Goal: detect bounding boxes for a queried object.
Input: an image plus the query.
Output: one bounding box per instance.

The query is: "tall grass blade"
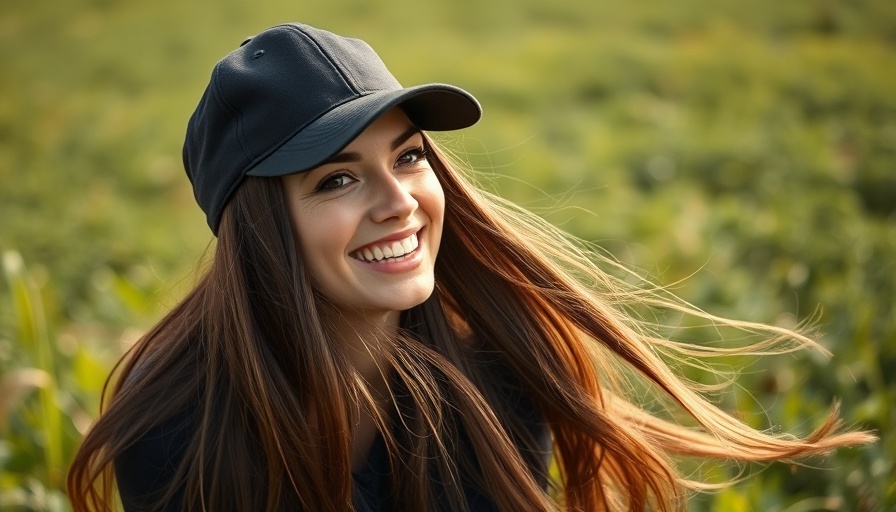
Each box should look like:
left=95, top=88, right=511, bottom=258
left=2, top=251, right=65, bottom=490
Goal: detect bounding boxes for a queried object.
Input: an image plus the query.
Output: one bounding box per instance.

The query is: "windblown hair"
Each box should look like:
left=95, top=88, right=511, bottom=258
left=67, top=136, right=873, bottom=511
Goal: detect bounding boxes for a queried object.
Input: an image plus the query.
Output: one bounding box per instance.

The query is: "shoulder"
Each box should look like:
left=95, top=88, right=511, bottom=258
left=475, top=354, right=553, bottom=481
left=115, top=408, right=195, bottom=511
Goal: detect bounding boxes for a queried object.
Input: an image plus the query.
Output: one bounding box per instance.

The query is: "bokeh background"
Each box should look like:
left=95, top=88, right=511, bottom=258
left=1, top=0, right=894, bottom=510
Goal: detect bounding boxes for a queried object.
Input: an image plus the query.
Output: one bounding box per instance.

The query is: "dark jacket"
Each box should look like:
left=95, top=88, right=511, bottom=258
left=116, top=365, right=551, bottom=511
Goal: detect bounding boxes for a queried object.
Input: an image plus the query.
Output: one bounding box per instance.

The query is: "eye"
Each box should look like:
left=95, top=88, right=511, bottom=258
left=396, top=146, right=428, bottom=167
left=316, top=172, right=356, bottom=192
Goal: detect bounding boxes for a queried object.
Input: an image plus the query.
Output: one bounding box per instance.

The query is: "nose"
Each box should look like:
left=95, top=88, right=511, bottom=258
left=368, top=173, right=418, bottom=223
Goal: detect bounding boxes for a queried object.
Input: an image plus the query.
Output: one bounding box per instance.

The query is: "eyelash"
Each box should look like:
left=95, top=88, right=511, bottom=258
left=315, top=172, right=355, bottom=192
left=397, top=146, right=429, bottom=166
left=313, top=146, right=429, bottom=192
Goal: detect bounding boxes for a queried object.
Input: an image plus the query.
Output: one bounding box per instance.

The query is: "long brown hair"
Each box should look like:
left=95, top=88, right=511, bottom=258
left=67, top=136, right=874, bottom=511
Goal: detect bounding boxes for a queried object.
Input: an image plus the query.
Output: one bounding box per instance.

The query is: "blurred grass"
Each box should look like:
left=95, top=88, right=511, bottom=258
left=1, top=0, right=894, bottom=510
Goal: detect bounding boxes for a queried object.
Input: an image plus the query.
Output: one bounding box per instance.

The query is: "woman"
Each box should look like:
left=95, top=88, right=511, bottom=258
left=67, top=23, right=873, bottom=511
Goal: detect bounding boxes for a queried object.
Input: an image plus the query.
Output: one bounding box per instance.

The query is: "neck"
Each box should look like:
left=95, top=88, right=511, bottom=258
left=325, top=307, right=400, bottom=395
left=320, top=307, right=400, bottom=471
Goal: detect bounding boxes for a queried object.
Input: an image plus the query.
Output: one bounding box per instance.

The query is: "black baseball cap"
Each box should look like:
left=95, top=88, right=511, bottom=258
left=183, top=23, right=481, bottom=233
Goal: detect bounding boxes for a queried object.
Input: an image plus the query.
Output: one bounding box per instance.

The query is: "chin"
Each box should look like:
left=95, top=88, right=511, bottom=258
left=370, top=282, right=435, bottom=313
left=389, top=289, right=436, bottom=313
left=402, top=290, right=435, bottom=311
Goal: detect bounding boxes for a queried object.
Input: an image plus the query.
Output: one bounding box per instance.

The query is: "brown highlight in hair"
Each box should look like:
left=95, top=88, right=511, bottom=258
left=67, top=138, right=874, bottom=512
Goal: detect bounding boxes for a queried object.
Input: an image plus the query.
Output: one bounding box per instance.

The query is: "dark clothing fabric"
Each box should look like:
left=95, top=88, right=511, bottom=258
left=116, top=409, right=192, bottom=511
left=115, top=372, right=551, bottom=511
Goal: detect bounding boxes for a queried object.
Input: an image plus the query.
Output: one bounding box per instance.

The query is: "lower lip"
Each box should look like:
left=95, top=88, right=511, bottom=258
left=351, top=231, right=425, bottom=274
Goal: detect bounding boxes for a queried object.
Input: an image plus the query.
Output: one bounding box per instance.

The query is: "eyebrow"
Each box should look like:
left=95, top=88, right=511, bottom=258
left=320, top=126, right=421, bottom=165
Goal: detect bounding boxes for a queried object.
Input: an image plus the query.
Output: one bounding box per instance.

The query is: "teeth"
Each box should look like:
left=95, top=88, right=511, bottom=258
left=352, top=232, right=420, bottom=262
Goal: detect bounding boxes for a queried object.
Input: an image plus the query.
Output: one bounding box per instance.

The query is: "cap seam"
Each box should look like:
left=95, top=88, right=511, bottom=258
left=238, top=25, right=365, bottom=175
left=285, top=24, right=359, bottom=96
left=210, top=64, right=254, bottom=164
left=208, top=64, right=252, bottom=231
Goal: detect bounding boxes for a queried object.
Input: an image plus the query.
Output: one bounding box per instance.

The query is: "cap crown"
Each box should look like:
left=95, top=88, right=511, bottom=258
left=183, top=24, right=401, bottom=230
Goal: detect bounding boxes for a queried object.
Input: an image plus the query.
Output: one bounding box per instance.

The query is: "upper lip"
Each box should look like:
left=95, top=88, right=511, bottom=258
left=350, top=227, right=421, bottom=253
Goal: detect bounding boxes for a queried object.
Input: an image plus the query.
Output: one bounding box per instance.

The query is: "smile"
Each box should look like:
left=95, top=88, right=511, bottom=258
left=350, top=232, right=419, bottom=262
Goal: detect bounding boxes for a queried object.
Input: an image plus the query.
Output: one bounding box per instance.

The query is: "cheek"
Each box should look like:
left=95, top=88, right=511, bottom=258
left=419, top=172, right=445, bottom=221
left=424, top=176, right=446, bottom=248
left=289, top=207, right=353, bottom=287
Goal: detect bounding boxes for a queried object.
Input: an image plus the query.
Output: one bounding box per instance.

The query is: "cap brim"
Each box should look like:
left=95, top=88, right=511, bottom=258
left=246, top=84, right=480, bottom=177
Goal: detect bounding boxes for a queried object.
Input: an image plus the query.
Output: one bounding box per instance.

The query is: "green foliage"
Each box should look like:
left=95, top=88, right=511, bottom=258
left=1, top=251, right=119, bottom=511
left=1, top=0, right=894, bottom=510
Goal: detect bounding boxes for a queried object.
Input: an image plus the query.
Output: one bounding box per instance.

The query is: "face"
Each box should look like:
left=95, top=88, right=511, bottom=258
left=282, top=108, right=445, bottom=319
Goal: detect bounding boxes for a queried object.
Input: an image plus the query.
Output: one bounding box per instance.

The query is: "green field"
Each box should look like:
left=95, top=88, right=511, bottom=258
left=1, top=0, right=894, bottom=510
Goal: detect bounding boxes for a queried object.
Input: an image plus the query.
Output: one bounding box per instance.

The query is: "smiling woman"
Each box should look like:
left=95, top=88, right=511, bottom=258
left=282, top=110, right=445, bottom=319
left=65, top=22, right=873, bottom=512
